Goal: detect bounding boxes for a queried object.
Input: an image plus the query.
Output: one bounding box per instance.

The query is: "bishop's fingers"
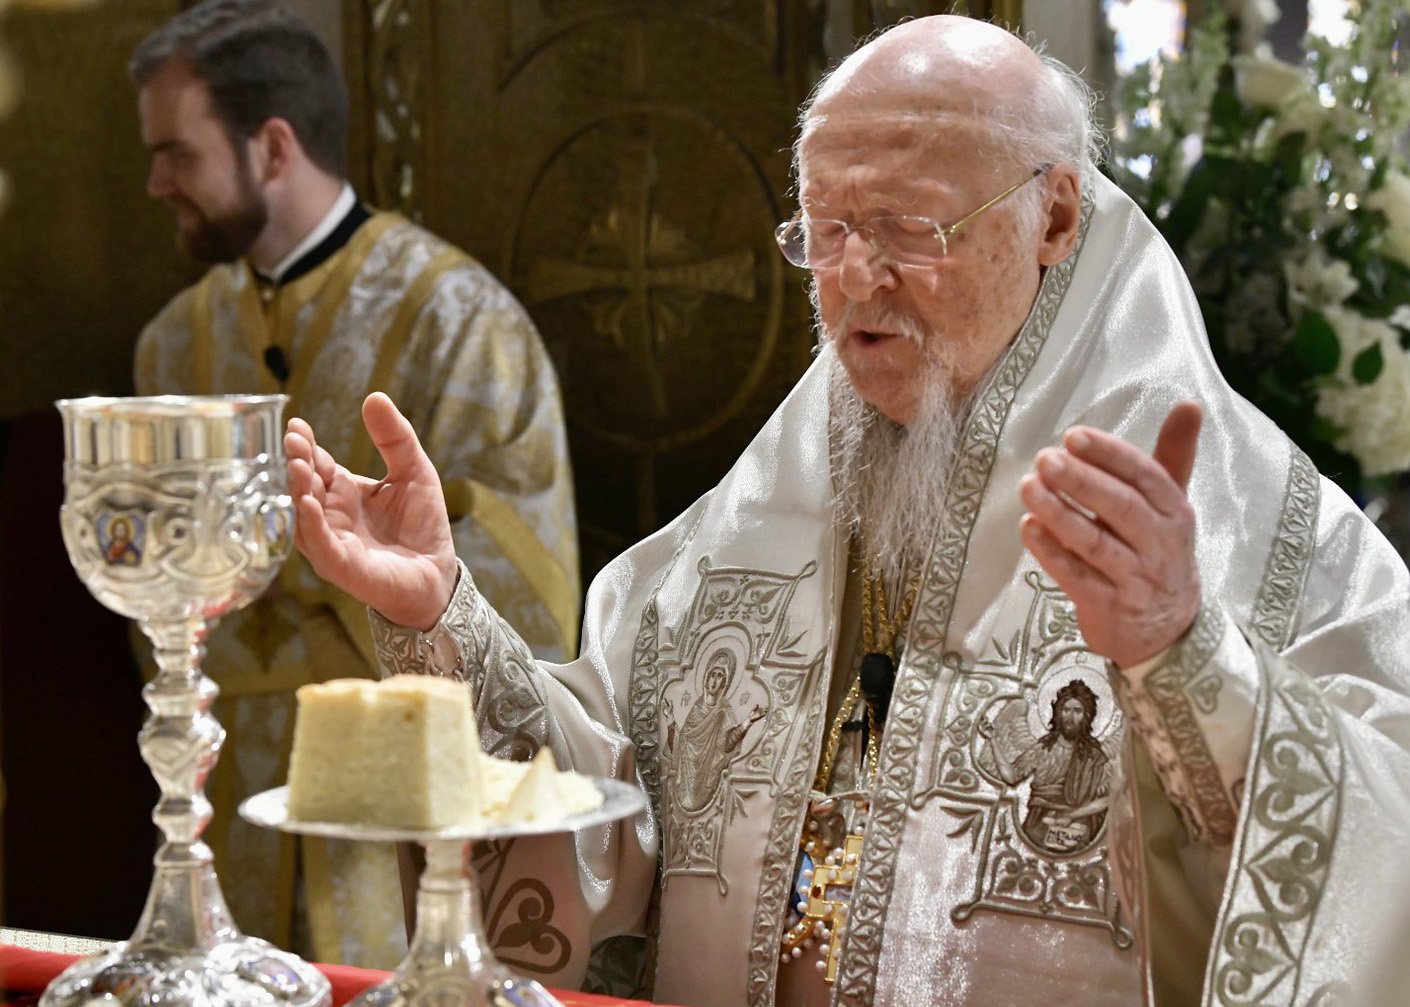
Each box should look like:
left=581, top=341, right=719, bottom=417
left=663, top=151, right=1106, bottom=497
left=284, top=426, right=311, bottom=464
left=362, top=391, right=434, bottom=483
left=1032, top=447, right=1160, bottom=555
left=1151, top=401, right=1203, bottom=492
left=1021, top=469, right=1138, bottom=578
left=287, top=456, right=327, bottom=509
left=292, top=491, right=343, bottom=582
left=1019, top=513, right=1117, bottom=597
left=1063, top=426, right=1190, bottom=517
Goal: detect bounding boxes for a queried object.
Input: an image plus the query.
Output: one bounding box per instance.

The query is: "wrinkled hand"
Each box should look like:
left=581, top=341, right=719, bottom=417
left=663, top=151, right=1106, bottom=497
left=285, top=392, right=457, bottom=631
left=1019, top=402, right=1204, bottom=669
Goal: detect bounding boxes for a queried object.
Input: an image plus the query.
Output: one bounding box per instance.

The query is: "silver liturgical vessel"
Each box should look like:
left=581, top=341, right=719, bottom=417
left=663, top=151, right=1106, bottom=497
left=47, top=395, right=330, bottom=1007
left=240, top=779, right=648, bottom=1007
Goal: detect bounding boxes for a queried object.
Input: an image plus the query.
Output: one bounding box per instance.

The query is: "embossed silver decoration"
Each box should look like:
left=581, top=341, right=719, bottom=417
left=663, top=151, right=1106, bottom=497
left=241, top=780, right=649, bottom=1007
left=44, top=395, right=330, bottom=1007
left=835, top=182, right=1098, bottom=1006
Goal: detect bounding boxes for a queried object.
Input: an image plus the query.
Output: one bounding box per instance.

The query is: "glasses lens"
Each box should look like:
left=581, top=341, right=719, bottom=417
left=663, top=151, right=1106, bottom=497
left=873, top=216, right=945, bottom=265
left=775, top=214, right=951, bottom=267
left=805, top=220, right=848, bottom=266
left=775, top=219, right=810, bottom=267
left=777, top=218, right=846, bottom=267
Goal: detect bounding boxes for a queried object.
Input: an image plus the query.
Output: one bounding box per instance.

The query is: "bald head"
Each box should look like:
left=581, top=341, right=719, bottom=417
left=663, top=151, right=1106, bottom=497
left=793, top=16, right=1089, bottom=426
left=808, top=16, right=1044, bottom=135
left=800, top=15, right=1095, bottom=189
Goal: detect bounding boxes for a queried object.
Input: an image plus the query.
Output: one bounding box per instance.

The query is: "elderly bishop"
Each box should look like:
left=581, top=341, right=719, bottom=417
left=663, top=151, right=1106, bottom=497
left=286, top=15, right=1410, bottom=1007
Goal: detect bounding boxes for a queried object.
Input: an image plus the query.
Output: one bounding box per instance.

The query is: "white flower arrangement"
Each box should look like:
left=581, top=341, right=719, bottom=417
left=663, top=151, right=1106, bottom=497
left=1231, top=51, right=1308, bottom=109
left=1367, top=169, right=1410, bottom=266
left=1110, top=0, right=1410, bottom=492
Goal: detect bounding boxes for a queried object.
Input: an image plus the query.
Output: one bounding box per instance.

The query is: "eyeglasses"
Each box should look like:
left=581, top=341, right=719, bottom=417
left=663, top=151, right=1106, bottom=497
left=774, top=164, right=1051, bottom=269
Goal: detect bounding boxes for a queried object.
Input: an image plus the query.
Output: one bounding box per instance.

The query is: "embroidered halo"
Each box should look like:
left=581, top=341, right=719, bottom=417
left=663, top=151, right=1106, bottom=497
left=1028, top=659, right=1119, bottom=742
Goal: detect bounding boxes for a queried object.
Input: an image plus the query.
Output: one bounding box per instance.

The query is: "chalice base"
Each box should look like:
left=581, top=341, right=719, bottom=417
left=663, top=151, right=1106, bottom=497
left=38, top=936, right=331, bottom=1007
left=348, top=956, right=562, bottom=1007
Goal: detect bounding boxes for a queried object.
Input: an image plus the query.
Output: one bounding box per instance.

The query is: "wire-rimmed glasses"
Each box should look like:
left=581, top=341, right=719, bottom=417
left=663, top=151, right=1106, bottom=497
left=775, top=164, right=1051, bottom=269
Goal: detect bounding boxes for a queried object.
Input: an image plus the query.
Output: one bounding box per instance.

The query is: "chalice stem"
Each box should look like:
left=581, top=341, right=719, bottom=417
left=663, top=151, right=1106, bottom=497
left=127, top=846, right=236, bottom=953
left=348, top=840, right=564, bottom=1007
left=410, top=840, right=488, bottom=970
left=127, top=622, right=235, bottom=953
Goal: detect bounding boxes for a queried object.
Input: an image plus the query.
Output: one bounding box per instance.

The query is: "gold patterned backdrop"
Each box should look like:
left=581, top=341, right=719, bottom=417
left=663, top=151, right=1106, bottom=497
left=340, top=0, right=996, bottom=579
left=343, top=0, right=826, bottom=577
left=0, top=0, right=187, bottom=940
left=0, top=1, right=193, bottom=418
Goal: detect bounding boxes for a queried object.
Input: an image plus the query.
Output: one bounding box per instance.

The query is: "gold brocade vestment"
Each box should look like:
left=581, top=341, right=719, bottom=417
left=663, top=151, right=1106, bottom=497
left=134, top=211, right=579, bottom=967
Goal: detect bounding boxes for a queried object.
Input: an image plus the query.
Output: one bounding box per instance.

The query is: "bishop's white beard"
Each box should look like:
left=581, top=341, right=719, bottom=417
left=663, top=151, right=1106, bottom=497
left=822, top=306, right=970, bottom=586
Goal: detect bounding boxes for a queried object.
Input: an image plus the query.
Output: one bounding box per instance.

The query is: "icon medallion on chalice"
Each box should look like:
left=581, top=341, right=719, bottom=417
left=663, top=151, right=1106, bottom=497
left=46, top=395, right=329, bottom=1007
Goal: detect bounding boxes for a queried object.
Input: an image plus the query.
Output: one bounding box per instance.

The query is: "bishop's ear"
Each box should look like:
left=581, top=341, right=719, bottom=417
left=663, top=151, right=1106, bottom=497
left=1037, top=163, right=1082, bottom=267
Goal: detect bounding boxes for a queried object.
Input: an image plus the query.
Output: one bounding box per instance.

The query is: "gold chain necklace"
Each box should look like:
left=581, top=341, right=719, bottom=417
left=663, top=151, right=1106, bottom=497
left=782, top=561, right=918, bottom=983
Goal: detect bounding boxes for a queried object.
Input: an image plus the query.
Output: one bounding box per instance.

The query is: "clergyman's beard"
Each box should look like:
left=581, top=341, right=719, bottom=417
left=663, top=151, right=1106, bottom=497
left=176, top=162, right=268, bottom=264
left=824, top=307, right=969, bottom=586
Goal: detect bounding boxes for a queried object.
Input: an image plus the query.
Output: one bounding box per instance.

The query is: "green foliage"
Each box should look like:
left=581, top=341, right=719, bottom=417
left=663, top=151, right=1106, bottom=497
left=1353, top=342, right=1385, bottom=384
left=1293, top=310, right=1341, bottom=375
left=1108, top=1, right=1410, bottom=495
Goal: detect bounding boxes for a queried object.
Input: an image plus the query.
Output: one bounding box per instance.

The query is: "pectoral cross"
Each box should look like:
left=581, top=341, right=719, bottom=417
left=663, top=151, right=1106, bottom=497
left=804, top=832, right=865, bottom=983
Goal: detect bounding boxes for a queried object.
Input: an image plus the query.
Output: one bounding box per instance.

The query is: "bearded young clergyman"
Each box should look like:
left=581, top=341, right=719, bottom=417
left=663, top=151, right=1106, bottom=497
left=127, top=0, right=578, bottom=969
left=285, top=15, right=1410, bottom=1007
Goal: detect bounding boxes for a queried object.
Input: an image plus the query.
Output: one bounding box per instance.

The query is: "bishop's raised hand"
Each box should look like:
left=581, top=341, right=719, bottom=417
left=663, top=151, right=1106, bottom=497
left=1018, top=401, right=1204, bottom=669
left=285, top=392, right=459, bottom=631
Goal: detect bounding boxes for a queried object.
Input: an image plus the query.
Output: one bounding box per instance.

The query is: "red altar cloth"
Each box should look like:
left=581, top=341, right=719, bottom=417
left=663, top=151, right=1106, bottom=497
left=0, top=944, right=657, bottom=1007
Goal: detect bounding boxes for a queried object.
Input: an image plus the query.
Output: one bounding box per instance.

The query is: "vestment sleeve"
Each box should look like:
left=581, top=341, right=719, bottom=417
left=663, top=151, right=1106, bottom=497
left=1118, top=605, right=1257, bottom=848
left=1116, top=491, right=1410, bottom=971
left=367, top=489, right=712, bottom=990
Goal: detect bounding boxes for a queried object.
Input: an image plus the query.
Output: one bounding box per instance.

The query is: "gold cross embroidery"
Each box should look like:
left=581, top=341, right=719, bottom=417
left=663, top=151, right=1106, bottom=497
left=804, top=832, right=864, bottom=983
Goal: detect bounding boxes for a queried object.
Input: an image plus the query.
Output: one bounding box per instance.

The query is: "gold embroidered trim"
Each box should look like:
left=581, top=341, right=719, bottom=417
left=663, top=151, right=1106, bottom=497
left=443, top=476, right=579, bottom=658
left=1138, top=604, right=1237, bottom=844
left=280, top=212, right=400, bottom=416
left=346, top=240, right=468, bottom=474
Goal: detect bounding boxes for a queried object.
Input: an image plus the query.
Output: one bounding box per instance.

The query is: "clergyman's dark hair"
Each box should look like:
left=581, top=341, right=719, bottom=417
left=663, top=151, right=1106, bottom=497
left=129, top=0, right=347, bottom=176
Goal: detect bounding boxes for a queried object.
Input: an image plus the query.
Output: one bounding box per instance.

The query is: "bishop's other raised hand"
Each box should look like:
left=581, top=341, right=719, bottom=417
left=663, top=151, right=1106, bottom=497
left=1018, top=401, right=1204, bottom=669
left=285, top=392, right=458, bottom=631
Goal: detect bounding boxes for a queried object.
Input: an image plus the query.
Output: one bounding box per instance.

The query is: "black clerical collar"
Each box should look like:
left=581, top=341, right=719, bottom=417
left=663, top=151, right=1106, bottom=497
left=256, top=199, right=372, bottom=287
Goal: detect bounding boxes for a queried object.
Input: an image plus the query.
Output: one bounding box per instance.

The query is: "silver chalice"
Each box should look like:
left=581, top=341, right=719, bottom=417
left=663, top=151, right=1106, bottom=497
left=45, top=395, right=330, bottom=1007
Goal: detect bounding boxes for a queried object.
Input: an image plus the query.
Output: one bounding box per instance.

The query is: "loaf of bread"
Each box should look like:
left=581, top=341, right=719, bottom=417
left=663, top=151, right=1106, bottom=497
left=286, top=676, right=483, bottom=828
left=285, top=675, right=603, bottom=829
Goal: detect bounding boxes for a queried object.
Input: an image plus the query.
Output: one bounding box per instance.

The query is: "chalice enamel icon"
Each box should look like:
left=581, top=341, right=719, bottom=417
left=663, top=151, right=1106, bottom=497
left=46, top=395, right=329, bottom=1007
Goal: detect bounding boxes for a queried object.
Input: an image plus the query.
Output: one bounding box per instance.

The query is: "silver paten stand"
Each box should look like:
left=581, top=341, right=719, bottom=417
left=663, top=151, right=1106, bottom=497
left=357, top=840, right=553, bottom=1007
left=240, top=781, right=648, bottom=1007
left=45, top=395, right=329, bottom=1007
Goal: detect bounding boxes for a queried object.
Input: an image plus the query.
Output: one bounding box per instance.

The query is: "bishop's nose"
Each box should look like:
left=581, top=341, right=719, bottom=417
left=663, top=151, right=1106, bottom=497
left=834, top=230, right=899, bottom=302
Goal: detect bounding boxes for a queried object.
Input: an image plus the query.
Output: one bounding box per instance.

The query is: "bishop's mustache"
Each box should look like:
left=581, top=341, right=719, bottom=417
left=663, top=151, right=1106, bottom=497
left=831, top=304, right=928, bottom=346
